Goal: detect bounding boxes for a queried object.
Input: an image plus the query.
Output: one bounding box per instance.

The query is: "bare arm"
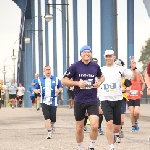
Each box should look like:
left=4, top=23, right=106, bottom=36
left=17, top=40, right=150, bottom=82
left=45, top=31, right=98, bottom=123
left=140, top=74, right=145, bottom=91
left=61, top=77, right=79, bottom=87
left=145, top=72, right=150, bottom=88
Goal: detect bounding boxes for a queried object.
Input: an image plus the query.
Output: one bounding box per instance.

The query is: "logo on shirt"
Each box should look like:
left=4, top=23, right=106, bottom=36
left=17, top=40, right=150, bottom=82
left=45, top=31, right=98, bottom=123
left=103, top=83, right=117, bottom=92
left=79, top=74, right=94, bottom=78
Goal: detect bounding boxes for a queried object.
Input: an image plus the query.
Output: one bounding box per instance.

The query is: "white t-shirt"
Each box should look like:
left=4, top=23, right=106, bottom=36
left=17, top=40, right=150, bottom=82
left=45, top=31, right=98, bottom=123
left=98, top=65, right=132, bottom=101
left=17, top=86, right=25, bottom=96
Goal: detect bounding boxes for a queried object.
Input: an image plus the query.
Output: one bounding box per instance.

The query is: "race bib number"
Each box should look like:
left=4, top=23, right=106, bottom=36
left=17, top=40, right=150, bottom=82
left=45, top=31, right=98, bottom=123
left=80, top=79, right=93, bottom=89
left=130, top=90, right=138, bottom=96
left=103, top=83, right=116, bottom=92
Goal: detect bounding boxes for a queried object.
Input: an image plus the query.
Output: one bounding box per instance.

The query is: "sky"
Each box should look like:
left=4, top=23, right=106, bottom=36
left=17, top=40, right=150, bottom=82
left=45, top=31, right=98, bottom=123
left=0, top=0, right=150, bottom=81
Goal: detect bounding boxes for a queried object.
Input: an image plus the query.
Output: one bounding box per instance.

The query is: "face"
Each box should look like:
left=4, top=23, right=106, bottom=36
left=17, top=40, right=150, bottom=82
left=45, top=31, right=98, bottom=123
left=35, top=74, right=39, bottom=78
left=19, top=83, right=22, bottom=86
left=104, top=55, right=116, bottom=66
left=11, top=79, right=14, bottom=83
left=81, top=50, right=92, bottom=61
left=44, top=66, right=51, bottom=77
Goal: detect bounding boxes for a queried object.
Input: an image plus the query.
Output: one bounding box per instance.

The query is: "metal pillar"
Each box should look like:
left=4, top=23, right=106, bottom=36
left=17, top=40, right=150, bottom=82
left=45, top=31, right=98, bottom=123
left=38, top=0, right=43, bottom=76
left=87, top=0, right=92, bottom=50
left=45, top=0, right=49, bottom=66
left=24, top=19, right=33, bottom=107
left=52, top=0, right=57, bottom=77
left=31, top=0, right=36, bottom=76
left=61, top=0, right=67, bottom=105
left=73, top=0, right=78, bottom=62
left=100, top=0, right=114, bottom=66
left=127, top=0, right=134, bottom=67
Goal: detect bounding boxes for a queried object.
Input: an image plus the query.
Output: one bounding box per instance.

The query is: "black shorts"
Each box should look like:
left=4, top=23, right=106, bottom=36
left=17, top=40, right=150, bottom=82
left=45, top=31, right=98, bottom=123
left=74, top=101, right=99, bottom=121
left=127, top=99, right=140, bottom=107
left=30, top=96, right=35, bottom=103
left=16, top=95, right=24, bottom=101
left=121, top=97, right=127, bottom=114
left=42, top=103, right=57, bottom=122
left=101, top=100, right=122, bottom=125
left=68, top=90, right=74, bottom=99
left=9, top=94, right=16, bottom=99
left=34, top=93, right=41, bottom=98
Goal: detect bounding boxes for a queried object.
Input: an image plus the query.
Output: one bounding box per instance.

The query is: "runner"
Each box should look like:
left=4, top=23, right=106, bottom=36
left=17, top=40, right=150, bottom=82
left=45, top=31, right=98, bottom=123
left=61, top=45, right=105, bottom=150
left=98, top=50, right=136, bottom=150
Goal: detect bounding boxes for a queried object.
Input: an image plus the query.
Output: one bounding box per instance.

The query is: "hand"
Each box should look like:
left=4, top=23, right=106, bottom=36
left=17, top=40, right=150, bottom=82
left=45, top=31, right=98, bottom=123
left=33, top=89, right=39, bottom=94
left=78, top=80, right=87, bottom=88
left=129, top=56, right=136, bottom=69
left=93, top=81, right=101, bottom=88
left=55, top=89, right=60, bottom=94
left=140, top=91, right=143, bottom=95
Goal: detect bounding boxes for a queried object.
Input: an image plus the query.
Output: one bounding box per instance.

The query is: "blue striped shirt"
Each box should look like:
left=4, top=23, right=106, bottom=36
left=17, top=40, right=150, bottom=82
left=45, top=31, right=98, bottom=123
left=35, top=75, right=63, bottom=106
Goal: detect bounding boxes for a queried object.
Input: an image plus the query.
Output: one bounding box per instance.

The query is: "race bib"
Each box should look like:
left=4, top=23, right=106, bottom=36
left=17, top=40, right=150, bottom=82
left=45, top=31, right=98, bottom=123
left=103, top=83, right=117, bottom=92
left=80, top=79, right=93, bottom=89
left=130, top=90, right=138, bottom=96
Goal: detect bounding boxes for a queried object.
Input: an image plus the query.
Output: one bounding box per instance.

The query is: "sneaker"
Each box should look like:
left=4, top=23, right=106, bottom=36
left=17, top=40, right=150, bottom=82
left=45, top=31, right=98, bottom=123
left=37, top=107, right=40, bottom=111
left=119, top=130, right=124, bottom=138
left=98, top=128, right=104, bottom=135
left=130, top=126, right=135, bottom=132
left=110, top=148, right=115, bottom=150
left=115, top=137, right=121, bottom=143
left=135, top=124, right=140, bottom=131
left=84, top=126, right=87, bottom=131
left=88, top=148, right=94, bottom=150
left=47, top=132, right=52, bottom=139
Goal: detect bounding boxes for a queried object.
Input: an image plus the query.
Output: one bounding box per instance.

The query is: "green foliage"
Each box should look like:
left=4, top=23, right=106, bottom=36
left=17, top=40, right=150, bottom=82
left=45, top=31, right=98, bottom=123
left=138, top=38, right=150, bottom=74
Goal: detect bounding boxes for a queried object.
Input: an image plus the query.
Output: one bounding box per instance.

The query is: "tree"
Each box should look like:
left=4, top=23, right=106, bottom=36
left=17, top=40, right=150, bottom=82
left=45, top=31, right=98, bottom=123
left=138, top=38, right=150, bottom=74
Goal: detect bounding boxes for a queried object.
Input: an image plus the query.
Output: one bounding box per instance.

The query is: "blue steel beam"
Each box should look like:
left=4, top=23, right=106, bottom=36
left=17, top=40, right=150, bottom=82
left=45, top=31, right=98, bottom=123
left=73, top=0, right=78, bottom=62
left=127, top=0, right=134, bottom=67
left=38, top=0, right=43, bottom=76
left=53, top=0, right=57, bottom=77
left=87, top=0, right=92, bottom=50
left=24, top=19, right=33, bottom=107
left=45, top=0, right=49, bottom=66
left=61, top=0, right=67, bottom=105
left=100, top=0, right=114, bottom=66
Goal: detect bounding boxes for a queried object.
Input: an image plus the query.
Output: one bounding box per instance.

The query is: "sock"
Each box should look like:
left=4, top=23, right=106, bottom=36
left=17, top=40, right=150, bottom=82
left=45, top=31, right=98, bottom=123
left=89, top=140, right=96, bottom=148
left=47, top=130, right=51, bottom=133
left=77, top=142, right=82, bottom=149
left=135, top=121, right=138, bottom=125
left=114, top=133, right=119, bottom=137
left=84, top=116, right=88, bottom=126
left=98, top=114, right=103, bottom=129
left=121, top=126, right=122, bottom=130
left=109, top=144, right=114, bottom=149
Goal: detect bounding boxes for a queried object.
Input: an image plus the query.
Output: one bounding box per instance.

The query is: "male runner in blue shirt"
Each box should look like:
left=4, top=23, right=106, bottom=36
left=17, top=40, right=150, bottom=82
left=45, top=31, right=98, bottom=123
left=34, top=65, right=63, bottom=139
left=61, top=45, right=105, bottom=150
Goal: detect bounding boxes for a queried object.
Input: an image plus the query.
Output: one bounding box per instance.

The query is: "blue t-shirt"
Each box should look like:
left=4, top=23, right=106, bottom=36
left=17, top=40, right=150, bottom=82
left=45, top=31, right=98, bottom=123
left=63, top=60, right=102, bottom=103
left=7, top=82, right=17, bottom=94
left=32, top=78, right=39, bottom=87
left=28, top=86, right=35, bottom=97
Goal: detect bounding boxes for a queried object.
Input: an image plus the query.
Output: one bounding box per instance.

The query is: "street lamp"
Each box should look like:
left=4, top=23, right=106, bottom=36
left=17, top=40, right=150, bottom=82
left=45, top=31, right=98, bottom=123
left=11, top=49, right=17, bottom=81
left=45, top=3, right=70, bottom=68
left=24, top=30, right=43, bottom=44
left=2, top=66, right=6, bottom=107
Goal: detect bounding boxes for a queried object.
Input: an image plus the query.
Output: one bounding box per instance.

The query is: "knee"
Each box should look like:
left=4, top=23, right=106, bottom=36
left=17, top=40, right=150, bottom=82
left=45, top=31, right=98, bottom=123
left=91, top=123, right=98, bottom=132
left=76, top=124, right=84, bottom=134
left=114, top=126, right=120, bottom=133
left=106, top=121, right=113, bottom=129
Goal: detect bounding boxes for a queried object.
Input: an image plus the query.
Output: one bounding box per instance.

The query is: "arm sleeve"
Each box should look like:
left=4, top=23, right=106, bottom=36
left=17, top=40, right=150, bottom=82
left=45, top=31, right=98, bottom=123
left=123, top=69, right=133, bottom=80
left=34, top=83, right=40, bottom=89
left=97, top=65, right=102, bottom=77
left=124, top=79, right=132, bottom=87
left=63, top=65, right=76, bottom=79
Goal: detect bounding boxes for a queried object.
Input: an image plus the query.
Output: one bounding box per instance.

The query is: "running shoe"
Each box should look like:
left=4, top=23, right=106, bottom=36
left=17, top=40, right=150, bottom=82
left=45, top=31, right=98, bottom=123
left=98, top=128, right=104, bottom=135
left=84, top=126, right=87, bottom=131
left=130, top=126, right=135, bottom=132
left=47, top=132, right=52, bottom=139
left=119, top=130, right=124, bottom=138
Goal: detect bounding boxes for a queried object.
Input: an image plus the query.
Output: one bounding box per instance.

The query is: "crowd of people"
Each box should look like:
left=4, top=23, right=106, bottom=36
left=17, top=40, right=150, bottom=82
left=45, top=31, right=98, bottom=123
left=0, top=45, right=150, bottom=150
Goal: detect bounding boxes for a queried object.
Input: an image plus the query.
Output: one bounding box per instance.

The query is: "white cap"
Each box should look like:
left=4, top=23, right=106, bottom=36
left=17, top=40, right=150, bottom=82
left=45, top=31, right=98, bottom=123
left=104, top=50, right=114, bottom=56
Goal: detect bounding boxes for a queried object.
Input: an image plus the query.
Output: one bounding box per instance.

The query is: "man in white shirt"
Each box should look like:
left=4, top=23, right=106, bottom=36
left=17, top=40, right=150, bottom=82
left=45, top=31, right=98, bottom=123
left=98, top=50, right=136, bottom=150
